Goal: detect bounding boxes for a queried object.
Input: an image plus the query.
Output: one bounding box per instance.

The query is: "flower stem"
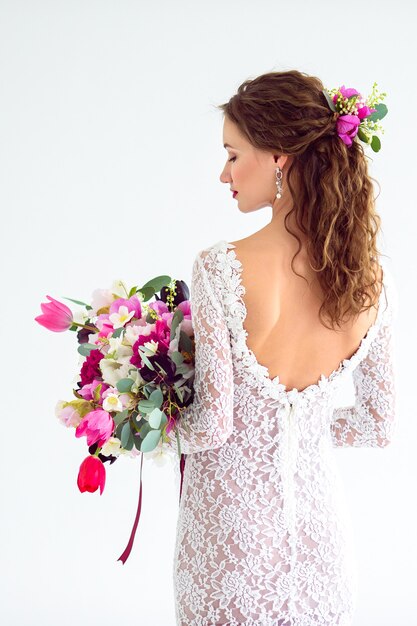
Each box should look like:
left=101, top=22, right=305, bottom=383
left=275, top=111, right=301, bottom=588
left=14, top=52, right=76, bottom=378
left=72, top=321, right=98, bottom=332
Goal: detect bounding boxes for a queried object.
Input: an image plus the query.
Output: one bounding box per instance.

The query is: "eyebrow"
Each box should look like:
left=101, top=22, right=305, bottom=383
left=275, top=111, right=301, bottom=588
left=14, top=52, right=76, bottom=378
left=223, top=143, right=235, bottom=149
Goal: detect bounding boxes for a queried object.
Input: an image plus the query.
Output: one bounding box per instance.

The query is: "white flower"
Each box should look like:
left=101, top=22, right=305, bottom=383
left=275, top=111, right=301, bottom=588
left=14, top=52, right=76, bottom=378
left=110, top=280, right=129, bottom=299
left=103, top=393, right=123, bottom=413
left=72, top=308, right=90, bottom=325
left=101, top=437, right=122, bottom=457
left=124, top=321, right=150, bottom=346
left=109, top=305, right=135, bottom=329
left=100, top=358, right=128, bottom=387
left=91, top=288, right=113, bottom=315
left=142, top=339, right=159, bottom=356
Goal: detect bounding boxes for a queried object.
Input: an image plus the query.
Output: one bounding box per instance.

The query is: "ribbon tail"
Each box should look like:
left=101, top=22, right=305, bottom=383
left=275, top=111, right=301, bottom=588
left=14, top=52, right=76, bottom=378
left=179, top=452, right=186, bottom=504
left=117, top=452, right=144, bottom=564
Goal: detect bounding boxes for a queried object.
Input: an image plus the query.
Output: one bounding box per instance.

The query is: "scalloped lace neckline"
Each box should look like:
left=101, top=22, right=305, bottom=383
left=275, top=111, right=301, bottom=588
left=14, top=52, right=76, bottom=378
left=216, top=239, right=387, bottom=401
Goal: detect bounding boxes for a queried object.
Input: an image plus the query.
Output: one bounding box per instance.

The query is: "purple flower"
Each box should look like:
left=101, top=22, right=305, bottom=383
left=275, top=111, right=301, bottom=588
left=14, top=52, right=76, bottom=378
left=336, top=114, right=361, bottom=147
left=332, top=84, right=360, bottom=103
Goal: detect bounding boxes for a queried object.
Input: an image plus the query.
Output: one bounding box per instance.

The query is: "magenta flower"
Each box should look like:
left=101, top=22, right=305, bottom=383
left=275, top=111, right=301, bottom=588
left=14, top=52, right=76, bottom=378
left=332, top=85, right=360, bottom=103
left=79, top=349, right=104, bottom=386
left=75, top=409, right=115, bottom=448
left=35, top=295, right=73, bottom=332
left=357, top=105, right=377, bottom=120
left=77, top=455, right=106, bottom=495
left=130, top=318, right=171, bottom=369
left=336, top=114, right=360, bottom=146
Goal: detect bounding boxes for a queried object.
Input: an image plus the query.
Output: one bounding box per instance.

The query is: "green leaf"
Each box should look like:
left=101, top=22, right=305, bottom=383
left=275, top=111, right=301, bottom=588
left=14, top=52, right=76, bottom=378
left=121, top=422, right=132, bottom=448
left=133, top=433, right=143, bottom=449
left=149, top=388, right=164, bottom=408
left=148, top=407, right=163, bottom=428
left=112, top=327, right=124, bottom=338
left=140, top=429, right=162, bottom=452
left=322, top=89, right=336, bottom=112
left=116, top=378, right=134, bottom=393
left=357, top=127, right=370, bottom=144
left=371, top=135, right=381, bottom=152
left=140, top=275, right=172, bottom=293
left=138, top=399, right=156, bottom=414
left=123, top=429, right=134, bottom=451
left=128, top=286, right=138, bottom=298
left=170, top=308, right=184, bottom=341
left=368, top=103, right=388, bottom=123
left=140, top=352, right=155, bottom=370
left=179, top=330, right=192, bottom=353
left=171, top=351, right=184, bottom=365
left=77, top=343, right=99, bottom=356
left=62, top=297, right=90, bottom=307
left=113, top=408, right=129, bottom=426
left=93, top=383, right=102, bottom=403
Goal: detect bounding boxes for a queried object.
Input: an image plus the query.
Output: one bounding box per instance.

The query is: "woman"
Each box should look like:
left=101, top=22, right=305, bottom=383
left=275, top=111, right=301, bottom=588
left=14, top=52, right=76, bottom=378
left=169, top=70, right=398, bottom=625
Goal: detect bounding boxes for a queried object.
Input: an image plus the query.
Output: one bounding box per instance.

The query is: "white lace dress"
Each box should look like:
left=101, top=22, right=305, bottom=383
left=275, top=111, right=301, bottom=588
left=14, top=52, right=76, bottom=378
left=169, top=240, right=398, bottom=626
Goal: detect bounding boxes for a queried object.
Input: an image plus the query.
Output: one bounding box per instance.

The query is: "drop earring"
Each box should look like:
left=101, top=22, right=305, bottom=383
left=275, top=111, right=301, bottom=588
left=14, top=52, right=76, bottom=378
left=275, top=166, right=283, bottom=199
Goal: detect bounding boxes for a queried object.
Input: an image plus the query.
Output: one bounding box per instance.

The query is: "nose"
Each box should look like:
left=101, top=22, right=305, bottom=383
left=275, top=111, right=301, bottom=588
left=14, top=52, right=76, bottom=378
left=219, top=163, right=231, bottom=184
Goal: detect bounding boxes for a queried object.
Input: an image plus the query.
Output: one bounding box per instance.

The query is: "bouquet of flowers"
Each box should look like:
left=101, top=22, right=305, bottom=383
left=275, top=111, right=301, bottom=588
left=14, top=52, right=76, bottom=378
left=35, top=274, right=195, bottom=562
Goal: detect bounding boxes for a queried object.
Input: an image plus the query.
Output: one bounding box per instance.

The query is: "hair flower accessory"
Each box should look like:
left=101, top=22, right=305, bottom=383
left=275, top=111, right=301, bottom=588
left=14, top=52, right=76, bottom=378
left=322, top=82, right=388, bottom=152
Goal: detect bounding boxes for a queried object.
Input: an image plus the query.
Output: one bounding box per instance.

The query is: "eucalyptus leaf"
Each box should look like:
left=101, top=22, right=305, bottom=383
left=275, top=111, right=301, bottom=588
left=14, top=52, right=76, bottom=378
left=121, top=422, right=132, bottom=448
left=140, top=352, right=155, bottom=370
left=113, top=408, right=129, bottom=426
left=116, top=378, right=134, bottom=393
left=371, top=135, right=381, bottom=152
left=149, top=407, right=163, bottom=429
left=171, top=351, right=184, bottom=365
left=140, top=429, right=162, bottom=452
left=123, top=429, right=134, bottom=451
left=149, top=388, right=164, bottom=408
left=170, top=308, right=184, bottom=341
left=77, top=343, right=99, bottom=356
left=133, top=433, right=143, bottom=450
left=138, top=399, right=157, bottom=414
left=368, top=103, right=388, bottom=123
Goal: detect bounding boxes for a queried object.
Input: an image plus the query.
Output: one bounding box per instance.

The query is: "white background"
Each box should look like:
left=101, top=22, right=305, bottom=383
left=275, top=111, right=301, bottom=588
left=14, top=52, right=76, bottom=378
left=1, top=1, right=416, bottom=624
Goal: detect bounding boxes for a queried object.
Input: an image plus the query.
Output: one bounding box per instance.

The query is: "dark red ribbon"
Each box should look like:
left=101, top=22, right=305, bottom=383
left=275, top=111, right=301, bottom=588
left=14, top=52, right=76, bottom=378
left=117, top=452, right=144, bottom=564
left=117, top=450, right=187, bottom=564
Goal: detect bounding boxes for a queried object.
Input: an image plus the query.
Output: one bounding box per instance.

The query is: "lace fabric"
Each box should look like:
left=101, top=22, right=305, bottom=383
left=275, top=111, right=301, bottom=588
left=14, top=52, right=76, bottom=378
left=171, top=240, right=398, bottom=625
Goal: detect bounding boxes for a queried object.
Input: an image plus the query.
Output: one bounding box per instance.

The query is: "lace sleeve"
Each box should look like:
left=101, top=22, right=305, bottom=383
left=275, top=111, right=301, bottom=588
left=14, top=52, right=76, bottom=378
left=166, top=248, right=234, bottom=455
left=330, top=265, right=399, bottom=448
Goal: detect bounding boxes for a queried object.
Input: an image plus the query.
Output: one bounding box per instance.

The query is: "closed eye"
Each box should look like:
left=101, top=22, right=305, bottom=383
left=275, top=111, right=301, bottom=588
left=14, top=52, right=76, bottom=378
left=228, top=157, right=236, bottom=162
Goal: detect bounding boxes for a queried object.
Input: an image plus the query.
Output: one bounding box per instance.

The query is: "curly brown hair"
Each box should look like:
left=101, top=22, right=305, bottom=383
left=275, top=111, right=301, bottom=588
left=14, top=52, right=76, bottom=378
left=216, top=69, right=387, bottom=331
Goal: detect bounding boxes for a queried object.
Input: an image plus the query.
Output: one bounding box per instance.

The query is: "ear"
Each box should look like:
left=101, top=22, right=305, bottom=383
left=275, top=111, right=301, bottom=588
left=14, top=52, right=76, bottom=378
left=273, top=154, right=289, bottom=169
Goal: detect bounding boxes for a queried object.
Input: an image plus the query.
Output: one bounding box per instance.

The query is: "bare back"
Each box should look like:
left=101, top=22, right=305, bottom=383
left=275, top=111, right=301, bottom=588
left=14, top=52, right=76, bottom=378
left=230, top=226, right=383, bottom=392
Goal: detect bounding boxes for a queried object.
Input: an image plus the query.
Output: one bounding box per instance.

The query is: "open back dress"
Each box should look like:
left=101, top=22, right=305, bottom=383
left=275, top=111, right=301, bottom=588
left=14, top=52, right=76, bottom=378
left=169, top=239, right=398, bottom=626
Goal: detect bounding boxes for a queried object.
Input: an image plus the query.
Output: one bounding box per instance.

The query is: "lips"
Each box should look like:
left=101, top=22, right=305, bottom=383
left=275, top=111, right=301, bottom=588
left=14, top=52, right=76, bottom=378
left=232, top=191, right=238, bottom=198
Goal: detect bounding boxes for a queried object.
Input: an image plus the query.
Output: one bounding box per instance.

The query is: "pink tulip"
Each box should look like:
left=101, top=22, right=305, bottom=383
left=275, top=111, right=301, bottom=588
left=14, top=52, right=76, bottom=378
left=77, top=455, right=106, bottom=495
left=75, top=409, right=114, bottom=447
left=35, top=295, right=73, bottom=332
left=336, top=114, right=360, bottom=147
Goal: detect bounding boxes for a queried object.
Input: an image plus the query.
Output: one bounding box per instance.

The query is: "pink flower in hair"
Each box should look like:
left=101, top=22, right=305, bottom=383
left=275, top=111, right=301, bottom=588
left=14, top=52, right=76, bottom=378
left=336, top=114, right=361, bottom=147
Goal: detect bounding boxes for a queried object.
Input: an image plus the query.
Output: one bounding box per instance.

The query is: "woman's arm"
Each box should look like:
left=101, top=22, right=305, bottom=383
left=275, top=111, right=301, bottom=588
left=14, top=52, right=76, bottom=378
left=165, top=248, right=234, bottom=454
left=330, top=264, right=399, bottom=448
